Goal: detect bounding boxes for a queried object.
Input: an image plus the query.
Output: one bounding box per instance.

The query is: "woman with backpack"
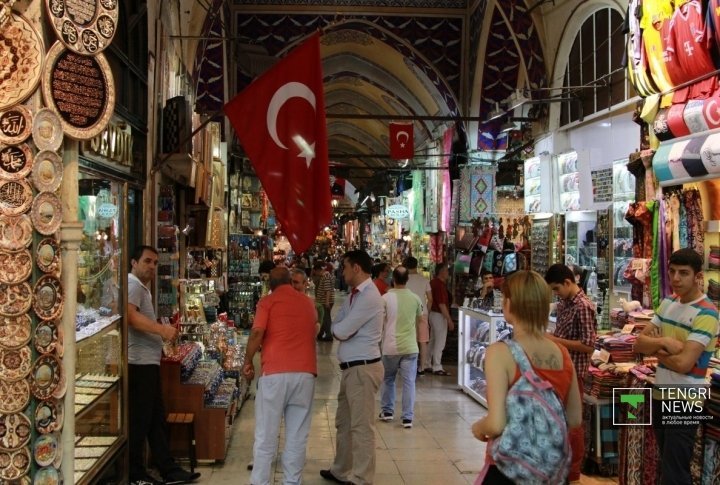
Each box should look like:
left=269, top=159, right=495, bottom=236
left=471, top=270, right=582, bottom=484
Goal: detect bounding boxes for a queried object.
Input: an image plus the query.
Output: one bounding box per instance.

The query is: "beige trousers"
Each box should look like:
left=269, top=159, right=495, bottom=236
left=330, top=360, right=384, bottom=485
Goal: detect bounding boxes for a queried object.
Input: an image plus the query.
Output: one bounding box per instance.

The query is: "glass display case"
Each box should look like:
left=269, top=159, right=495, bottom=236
left=611, top=158, right=635, bottom=304
left=565, top=210, right=597, bottom=269
left=557, top=151, right=581, bottom=212
left=75, top=175, right=127, bottom=484
left=457, top=308, right=513, bottom=407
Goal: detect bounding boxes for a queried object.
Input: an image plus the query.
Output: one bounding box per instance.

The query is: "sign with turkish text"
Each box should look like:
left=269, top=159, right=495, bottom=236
left=386, top=204, right=409, bottom=219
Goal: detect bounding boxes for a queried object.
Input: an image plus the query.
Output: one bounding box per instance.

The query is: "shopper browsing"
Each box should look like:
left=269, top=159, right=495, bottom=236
left=313, top=261, right=335, bottom=341
left=372, top=262, right=391, bottom=295
left=544, top=263, right=596, bottom=481
left=634, top=248, right=719, bottom=485
left=242, top=267, right=318, bottom=485
left=290, top=268, right=323, bottom=335
left=428, top=262, right=454, bottom=376
left=471, top=270, right=582, bottom=484
left=378, top=266, right=423, bottom=428
left=477, top=269, right=495, bottom=309
left=403, top=256, right=433, bottom=375
left=127, top=246, right=199, bottom=485
left=321, top=250, right=384, bottom=485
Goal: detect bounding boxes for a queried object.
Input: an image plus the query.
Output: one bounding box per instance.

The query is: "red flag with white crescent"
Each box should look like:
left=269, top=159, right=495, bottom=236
left=389, top=122, right=414, bottom=160
left=224, top=33, right=331, bottom=254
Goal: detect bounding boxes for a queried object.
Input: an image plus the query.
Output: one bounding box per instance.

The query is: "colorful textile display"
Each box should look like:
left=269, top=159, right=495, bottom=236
left=458, top=166, right=496, bottom=222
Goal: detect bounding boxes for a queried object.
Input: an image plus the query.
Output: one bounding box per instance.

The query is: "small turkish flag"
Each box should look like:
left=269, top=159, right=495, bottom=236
left=224, top=33, right=331, bottom=254
left=389, top=122, right=414, bottom=160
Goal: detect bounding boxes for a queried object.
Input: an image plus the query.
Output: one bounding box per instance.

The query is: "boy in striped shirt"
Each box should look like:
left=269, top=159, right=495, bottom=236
left=635, top=248, right=719, bottom=485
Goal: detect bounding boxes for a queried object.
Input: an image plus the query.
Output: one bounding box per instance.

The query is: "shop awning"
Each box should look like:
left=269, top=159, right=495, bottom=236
left=653, top=128, right=720, bottom=186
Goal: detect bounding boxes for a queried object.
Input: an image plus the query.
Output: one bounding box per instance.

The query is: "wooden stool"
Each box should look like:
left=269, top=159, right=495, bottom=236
left=166, top=413, right=197, bottom=472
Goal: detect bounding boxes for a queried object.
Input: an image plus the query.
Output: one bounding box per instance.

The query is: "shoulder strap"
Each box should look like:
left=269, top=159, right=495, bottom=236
left=504, top=340, right=534, bottom=374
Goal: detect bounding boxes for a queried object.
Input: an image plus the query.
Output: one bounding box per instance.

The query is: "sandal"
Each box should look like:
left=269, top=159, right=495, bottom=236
left=433, top=370, right=451, bottom=376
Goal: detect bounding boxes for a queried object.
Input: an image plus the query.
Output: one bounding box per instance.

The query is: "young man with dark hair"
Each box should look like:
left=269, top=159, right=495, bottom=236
left=128, top=246, right=199, bottom=485
left=635, top=248, right=719, bottom=485
left=477, top=269, right=495, bottom=309
left=321, top=250, right=384, bottom=485
left=544, top=263, right=596, bottom=483
left=372, top=262, right=391, bottom=295
left=428, top=262, right=453, bottom=376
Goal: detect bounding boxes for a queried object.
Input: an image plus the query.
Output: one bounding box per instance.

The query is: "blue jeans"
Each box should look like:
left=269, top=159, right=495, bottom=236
left=380, top=354, right=418, bottom=421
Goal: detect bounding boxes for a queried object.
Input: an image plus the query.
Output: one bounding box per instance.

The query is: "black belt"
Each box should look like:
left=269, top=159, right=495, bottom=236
left=339, top=357, right=381, bottom=370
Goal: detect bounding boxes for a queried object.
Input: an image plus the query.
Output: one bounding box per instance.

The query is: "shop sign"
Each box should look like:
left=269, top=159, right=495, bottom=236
left=41, top=42, right=115, bottom=141
left=45, top=0, right=119, bottom=55
left=79, top=118, right=133, bottom=167
left=97, top=202, right=117, bottom=218
left=386, top=204, right=409, bottom=219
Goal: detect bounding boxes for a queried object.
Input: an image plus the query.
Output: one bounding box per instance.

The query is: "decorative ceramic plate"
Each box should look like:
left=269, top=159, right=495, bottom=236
left=36, top=238, right=61, bottom=274
left=46, top=0, right=119, bottom=55
left=31, top=151, right=63, bottom=193
left=33, top=465, right=59, bottom=485
left=0, top=248, right=32, bottom=284
left=0, top=345, right=32, bottom=381
left=0, top=314, right=32, bottom=349
left=0, top=379, right=30, bottom=413
left=0, top=282, right=32, bottom=317
left=0, top=214, right=32, bottom=250
left=34, top=321, right=60, bottom=355
left=51, top=365, right=66, bottom=400
left=32, top=109, right=64, bottom=152
left=29, top=354, right=61, bottom=400
left=35, top=399, right=63, bottom=434
left=31, top=192, right=62, bottom=236
left=0, top=13, right=44, bottom=111
left=0, top=105, right=32, bottom=145
left=0, top=446, right=31, bottom=480
left=0, top=179, right=33, bottom=216
left=33, top=433, right=58, bottom=467
left=0, top=412, right=32, bottom=449
left=41, top=42, right=116, bottom=140
left=33, top=275, right=64, bottom=321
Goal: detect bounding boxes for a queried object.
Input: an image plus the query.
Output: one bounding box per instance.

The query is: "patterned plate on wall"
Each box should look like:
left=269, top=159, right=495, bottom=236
left=31, top=151, right=63, bottom=193
left=30, top=192, right=62, bottom=236
left=34, top=320, right=60, bottom=355
left=0, top=282, right=32, bottom=317
left=0, top=314, right=32, bottom=349
left=29, top=353, right=61, bottom=400
left=0, top=379, right=30, bottom=414
left=0, top=345, right=32, bottom=381
left=0, top=105, right=33, bottom=145
left=0, top=13, right=44, bottom=110
left=33, top=433, right=59, bottom=467
left=32, top=109, right=64, bottom=152
left=0, top=144, right=34, bottom=181
left=36, top=238, right=61, bottom=274
left=0, top=445, right=31, bottom=481
left=33, top=275, right=63, bottom=321
left=0, top=214, right=32, bottom=250
left=45, top=0, right=119, bottom=55
left=0, top=412, right=32, bottom=449
left=0, top=248, right=32, bottom=284
left=0, top=179, right=33, bottom=216
left=34, top=399, right=63, bottom=434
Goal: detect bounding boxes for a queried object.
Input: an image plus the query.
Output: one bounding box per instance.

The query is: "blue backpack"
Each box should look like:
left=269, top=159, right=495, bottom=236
left=489, top=340, right=571, bottom=484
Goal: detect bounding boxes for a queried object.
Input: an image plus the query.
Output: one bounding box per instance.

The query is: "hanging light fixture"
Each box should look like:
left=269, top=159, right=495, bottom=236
left=486, top=102, right=505, bottom=122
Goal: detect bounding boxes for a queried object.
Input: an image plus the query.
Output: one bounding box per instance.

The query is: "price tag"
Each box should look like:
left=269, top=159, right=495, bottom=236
left=621, top=324, right=636, bottom=334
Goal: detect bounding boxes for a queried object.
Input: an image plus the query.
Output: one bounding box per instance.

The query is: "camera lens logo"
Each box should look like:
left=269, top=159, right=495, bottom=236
left=613, top=388, right=652, bottom=426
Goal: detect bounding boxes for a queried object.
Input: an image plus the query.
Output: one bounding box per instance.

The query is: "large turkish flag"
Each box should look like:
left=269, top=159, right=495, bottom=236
left=224, top=33, right=331, bottom=254
left=389, top=122, right=414, bottom=160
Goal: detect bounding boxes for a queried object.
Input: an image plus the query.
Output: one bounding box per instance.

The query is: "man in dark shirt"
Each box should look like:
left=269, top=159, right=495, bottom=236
left=428, top=263, right=453, bottom=376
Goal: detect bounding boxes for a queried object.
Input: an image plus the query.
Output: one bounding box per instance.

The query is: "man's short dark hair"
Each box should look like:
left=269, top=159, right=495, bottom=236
left=393, top=266, right=409, bottom=285
left=313, top=261, right=326, bottom=271
left=343, top=250, right=373, bottom=274
left=259, top=260, right=275, bottom=275
left=372, top=262, right=389, bottom=279
left=269, top=267, right=291, bottom=290
left=669, top=248, right=703, bottom=273
left=544, top=263, right=575, bottom=285
left=480, top=268, right=493, bottom=278
left=131, top=245, right=157, bottom=265
left=403, top=256, right=419, bottom=270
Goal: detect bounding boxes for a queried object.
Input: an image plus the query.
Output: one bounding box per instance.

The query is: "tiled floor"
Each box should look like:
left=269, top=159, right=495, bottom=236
left=196, top=340, right=619, bottom=484
left=193, top=291, right=618, bottom=484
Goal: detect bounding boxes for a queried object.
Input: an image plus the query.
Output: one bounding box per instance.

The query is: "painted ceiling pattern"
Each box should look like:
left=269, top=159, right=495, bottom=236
left=193, top=0, right=227, bottom=116
left=232, top=0, right=467, bottom=8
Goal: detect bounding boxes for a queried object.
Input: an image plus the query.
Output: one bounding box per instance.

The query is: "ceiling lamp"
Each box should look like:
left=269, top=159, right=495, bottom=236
left=505, top=89, right=531, bottom=110
left=486, top=102, right=505, bottom=122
